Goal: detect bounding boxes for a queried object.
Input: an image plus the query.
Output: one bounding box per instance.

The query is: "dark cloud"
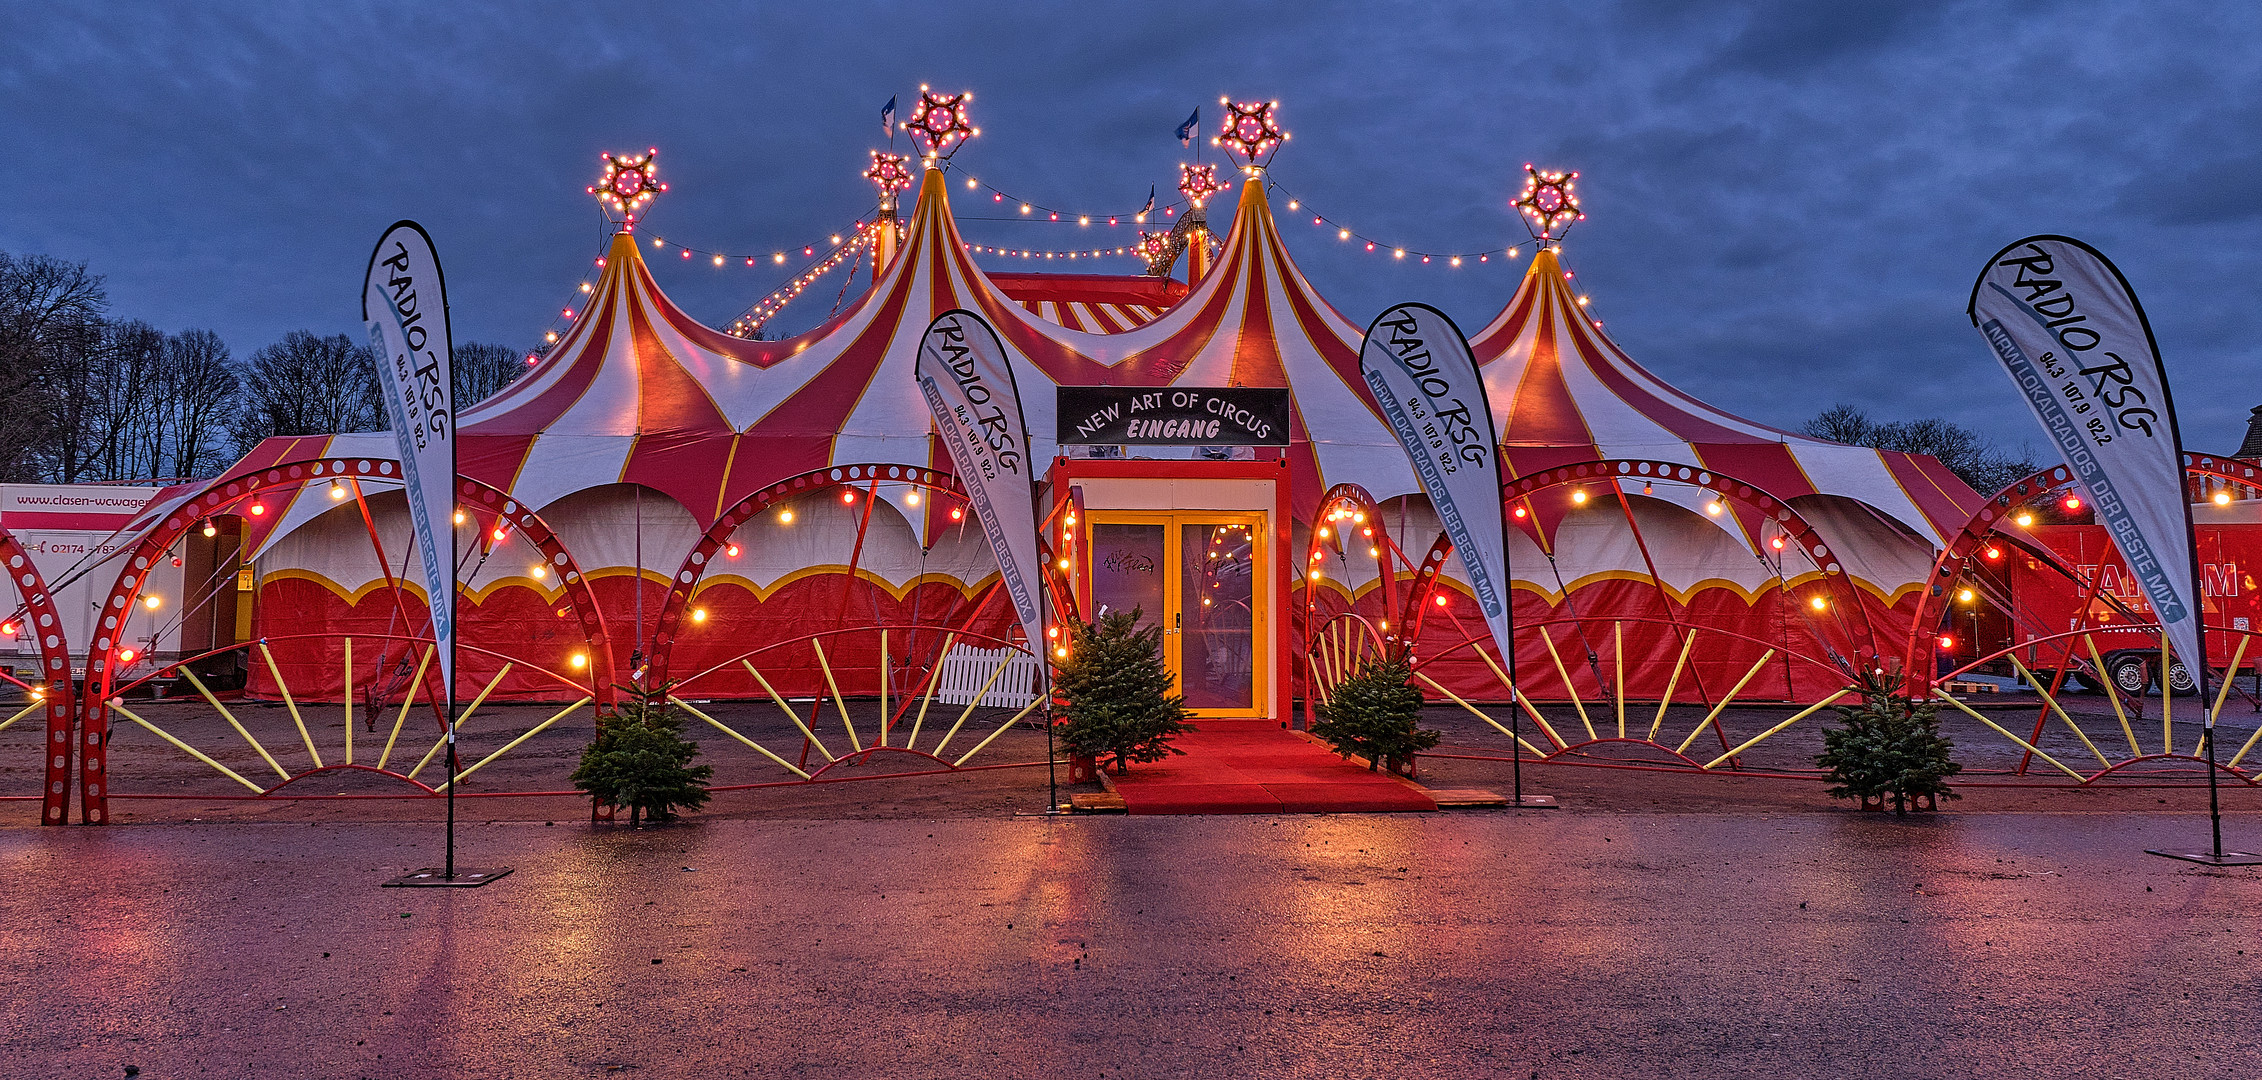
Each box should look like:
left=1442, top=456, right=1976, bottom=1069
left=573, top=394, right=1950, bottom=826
left=3, top=0, right=2259, bottom=454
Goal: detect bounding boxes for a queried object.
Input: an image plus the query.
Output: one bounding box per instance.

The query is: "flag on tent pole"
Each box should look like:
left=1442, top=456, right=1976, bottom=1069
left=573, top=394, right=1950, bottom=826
left=916, top=309, right=1044, bottom=649
left=1140, top=185, right=1155, bottom=217
left=882, top=95, right=897, bottom=142
left=1176, top=108, right=1200, bottom=146
left=1970, top=235, right=2202, bottom=701
left=1358, top=303, right=1512, bottom=671
left=362, top=221, right=458, bottom=704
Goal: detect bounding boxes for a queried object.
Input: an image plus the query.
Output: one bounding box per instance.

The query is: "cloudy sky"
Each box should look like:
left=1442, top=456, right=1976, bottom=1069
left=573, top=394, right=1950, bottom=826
left=7, top=1, right=2261, bottom=453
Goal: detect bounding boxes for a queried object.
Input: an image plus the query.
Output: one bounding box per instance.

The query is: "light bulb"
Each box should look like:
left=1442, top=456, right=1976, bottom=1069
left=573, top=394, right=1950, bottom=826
left=143, top=595, right=162, bottom=610
left=2214, top=490, right=2233, bottom=506
left=779, top=510, right=794, bottom=524
left=328, top=480, right=346, bottom=500
left=1807, top=597, right=1826, bottom=611
left=905, top=492, right=921, bottom=506
left=2014, top=512, right=2034, bottom=527
left=725, top=543, right=741, bottom=558
left=531, top=565, right=547, bottom=580
left=691, top=608, right=708, bottom=623
left=201, top=522, right=217, bottom=538
left=570, top=653, right=588, bottom=669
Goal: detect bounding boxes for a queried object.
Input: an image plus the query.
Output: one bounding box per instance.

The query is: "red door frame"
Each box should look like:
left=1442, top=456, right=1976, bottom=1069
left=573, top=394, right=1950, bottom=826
left=1047, top=456, right=1294, bottom=724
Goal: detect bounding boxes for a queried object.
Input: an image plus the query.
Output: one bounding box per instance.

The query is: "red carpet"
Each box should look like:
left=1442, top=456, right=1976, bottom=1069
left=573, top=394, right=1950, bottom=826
left=1106, top=721, right=1437, bottom=814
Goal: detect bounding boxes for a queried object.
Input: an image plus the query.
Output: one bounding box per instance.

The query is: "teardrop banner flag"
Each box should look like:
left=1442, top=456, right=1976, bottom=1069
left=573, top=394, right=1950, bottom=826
left=1359, top=303, right=1512, bottom=666
left=917, top=309, right=1044, bottom=648
left=362, top=221, right=459, bottom=704
left=1970, top=235, right=2203, bottom=705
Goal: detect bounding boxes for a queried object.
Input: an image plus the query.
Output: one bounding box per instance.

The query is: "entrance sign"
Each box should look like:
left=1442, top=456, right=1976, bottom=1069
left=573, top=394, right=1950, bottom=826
left=1358, top=303, right=1512, bottom=666
left=1970, top=236, right=2202, bottom=704
left=918, top=309, right=1045, bottom=648
left=1057, top=385, right=1290, bottom=446
left=362, top=221, right=458, bottom=702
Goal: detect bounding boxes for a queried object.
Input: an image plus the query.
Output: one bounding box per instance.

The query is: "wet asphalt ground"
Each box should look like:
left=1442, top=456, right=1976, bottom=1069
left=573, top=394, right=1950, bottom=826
left=6, top=806, right=2260, bottom=1079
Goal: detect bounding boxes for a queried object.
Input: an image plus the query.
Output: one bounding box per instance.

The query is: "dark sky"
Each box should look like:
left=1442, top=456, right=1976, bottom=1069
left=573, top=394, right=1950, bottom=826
left=8, top=1, right=2261, bottom=453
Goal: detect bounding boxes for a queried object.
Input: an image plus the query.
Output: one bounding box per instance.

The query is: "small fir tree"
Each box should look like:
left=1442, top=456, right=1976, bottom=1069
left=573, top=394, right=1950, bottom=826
left=1816, top=669, right=1962, bottom=815
left=571, top=682, right=714, bottom=826
left=1311, top=657, right=1441, bottom=769
left=1052, top=608, right=1193, bottom=774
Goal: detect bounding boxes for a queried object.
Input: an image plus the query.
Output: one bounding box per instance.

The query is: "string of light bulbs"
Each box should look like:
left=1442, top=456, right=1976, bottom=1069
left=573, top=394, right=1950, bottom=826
left=727, top=224, right=882, bottom=337
left=1260, top=178, right=1536, bottom=267
left=961, top=242, right=1140, bottom=262
left=938, top=161, right=1188, bottom=226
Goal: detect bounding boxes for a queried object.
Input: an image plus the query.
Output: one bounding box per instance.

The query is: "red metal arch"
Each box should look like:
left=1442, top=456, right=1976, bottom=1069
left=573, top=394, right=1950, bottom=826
left=1, top=529, right=77, bottom=825
left=1902, top=455, right=2262, bottom=686
left=646, top=463, right=968, bottom=684
left=1399, top=459, right=1877, bottom=662
left=1301, top=484, right=1414, bottom=653
left=77, top=456, right=615, bottom=824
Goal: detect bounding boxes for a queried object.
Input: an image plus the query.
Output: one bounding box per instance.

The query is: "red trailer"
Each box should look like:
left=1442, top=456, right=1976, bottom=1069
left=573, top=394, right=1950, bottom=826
left=1943, top=499, right=2262, bottom=696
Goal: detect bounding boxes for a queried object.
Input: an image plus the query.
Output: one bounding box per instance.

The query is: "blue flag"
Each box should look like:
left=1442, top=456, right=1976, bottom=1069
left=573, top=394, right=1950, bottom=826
left=882, top=95, right=897, bottom=141
left=1176, top=108, right=1200, bottom=146
left=1141, top=185, right=1155, bottom=216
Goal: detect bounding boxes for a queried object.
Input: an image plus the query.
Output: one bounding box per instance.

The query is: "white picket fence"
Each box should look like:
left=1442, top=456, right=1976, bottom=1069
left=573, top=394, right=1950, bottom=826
left=933, top=644, right=1043, bottom=707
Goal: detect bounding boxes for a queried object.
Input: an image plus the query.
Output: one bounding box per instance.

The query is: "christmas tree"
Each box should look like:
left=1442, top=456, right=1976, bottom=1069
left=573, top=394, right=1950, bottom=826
left=571, top=681, right=714, bottom=826
left=1816, top=669, right=1962, bottom=814
left=1311, top=656, right=1440, bottom=769
left=1053, top=607, right=1193, bottom=774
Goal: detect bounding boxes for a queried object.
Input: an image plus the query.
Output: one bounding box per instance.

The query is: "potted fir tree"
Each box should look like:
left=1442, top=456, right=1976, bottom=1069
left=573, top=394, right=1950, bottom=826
left=1816, top=669, right=1962, bottom=815
left=1052, top=608, right=1192, bottom=776
left=571, top=681, right=715, bottom=826
left=1310, top=656, right=1440, bottom=776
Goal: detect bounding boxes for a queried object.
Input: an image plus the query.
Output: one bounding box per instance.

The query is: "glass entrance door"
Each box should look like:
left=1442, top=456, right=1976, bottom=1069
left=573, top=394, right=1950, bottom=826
left=1085, top=511, right=1266, bottom=718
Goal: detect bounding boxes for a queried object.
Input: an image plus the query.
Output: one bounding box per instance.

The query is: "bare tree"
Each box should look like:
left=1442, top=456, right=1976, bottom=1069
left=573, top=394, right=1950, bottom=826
left=453, top=341, right=527, bottom=407
left=1803, top=404, right=2037, bottom=496
left=161, top=329, right=240, bottom=478
left=0, top=252, right=107, bottom=481
left=233, top=331, right=383, bottom=453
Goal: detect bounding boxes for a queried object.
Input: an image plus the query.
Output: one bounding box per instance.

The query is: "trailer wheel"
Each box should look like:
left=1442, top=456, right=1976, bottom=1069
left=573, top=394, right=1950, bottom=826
left=2108, top=653, right=2152, bottom=696
left=2166, top=660, right=2199, bottom=697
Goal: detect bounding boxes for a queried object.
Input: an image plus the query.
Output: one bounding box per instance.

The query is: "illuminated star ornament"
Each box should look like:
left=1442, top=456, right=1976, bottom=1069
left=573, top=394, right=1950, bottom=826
left=1213, top=98, right=1287, bottom=164
left=1178, top=163, right=1227, bottom=208
left=1135, top=230, right=1175, bottom=274
left=1512, top=164, right=1583, bottom=241
left=588, top=148, right=667, bottom=228
left=864, top=150, right=914, bottom=197
left=904, top=85, right=979, bottom=160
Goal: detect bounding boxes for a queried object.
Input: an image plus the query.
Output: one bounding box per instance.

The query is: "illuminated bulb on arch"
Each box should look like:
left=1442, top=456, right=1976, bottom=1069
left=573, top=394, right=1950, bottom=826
left=248, top=501, right=265, bottom=516
left=1983, top=547, right=2002, bottom=560
left=905, top=491, right=921, bottom=506
left=2063, top=495, right=2083, bottom=511
left=0, top=621, right=14, bottom=635
left=1939, top=634, right=1955, bottom=650
left=201, top=521, right=217, bottom=538
left=691, top=608, right=708, bottom=624
left=1958, top=588, right=1977, bottom=603
left=2014, top=512, right=2034, bottom=527
left=725, top=543, right=741, bottom=558
left=1570, top=489, right=1587, bottom=505
left=144, top=595, right=162, bottom=609
left=1434, top=594, right=1449, bottom=607
left=453, top=510, right=466, bottom=526
left=1807, top=596, right=1827, bottom=612
left=949, top=507, right=964, bottom=521
left=119, top=648, right=137, bottom=662
left=492, top=527, right=508, bottom=542
left=328, top=480, right=346, bottom=500
left=1513, top=506, right=1528, bottom=519
left=1770, top=536, right=1786, bottom=551
left=570, top=653, right=589, bottom=669
left=778, top=510, right=795, bottom=524
left=1056, top=558, right=1070, bottom=571
left=2215, top=490, right=2234, bottom=506
left=1054, top=646, right=1069, bottom=659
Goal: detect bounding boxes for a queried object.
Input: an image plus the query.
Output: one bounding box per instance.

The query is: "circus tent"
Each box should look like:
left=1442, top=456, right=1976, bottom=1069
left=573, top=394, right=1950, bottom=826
left=109, top=157, right=1982, bottom=705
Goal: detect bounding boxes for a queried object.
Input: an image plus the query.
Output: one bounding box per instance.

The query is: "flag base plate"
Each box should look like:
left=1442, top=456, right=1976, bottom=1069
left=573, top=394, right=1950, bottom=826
left=2145, top=849, right=2262, bottom=866
left=383, top=866, right=512, bottom=888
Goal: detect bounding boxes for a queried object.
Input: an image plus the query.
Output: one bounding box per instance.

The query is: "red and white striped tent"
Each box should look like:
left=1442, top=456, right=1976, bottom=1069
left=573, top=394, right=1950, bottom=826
left=118, top=162, right=1978, bottom=702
